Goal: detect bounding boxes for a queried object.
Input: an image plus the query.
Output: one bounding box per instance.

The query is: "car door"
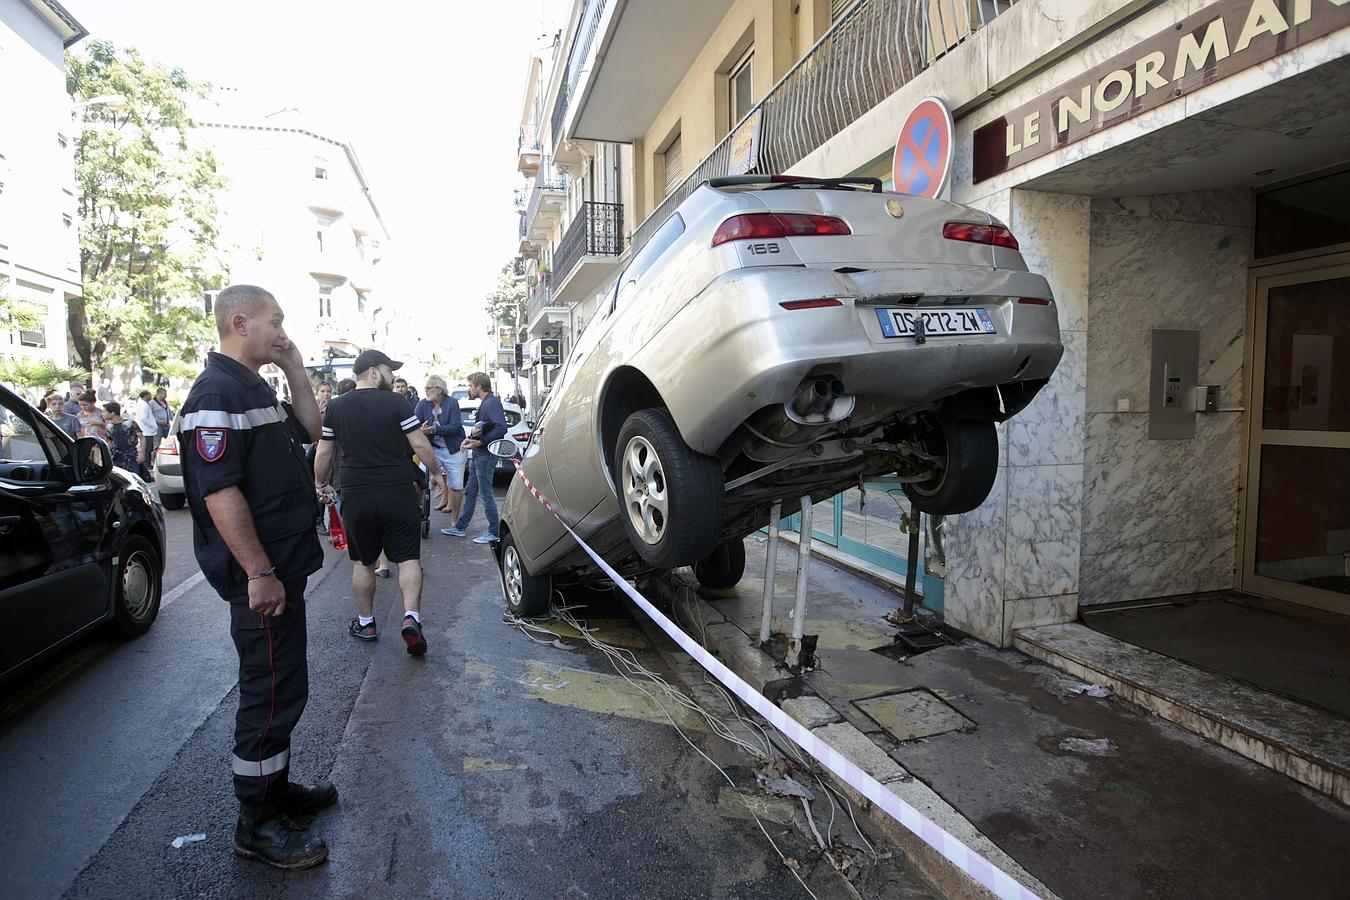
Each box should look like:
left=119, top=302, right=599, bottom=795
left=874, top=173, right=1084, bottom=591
left=0, top=394, right=112, bottom=677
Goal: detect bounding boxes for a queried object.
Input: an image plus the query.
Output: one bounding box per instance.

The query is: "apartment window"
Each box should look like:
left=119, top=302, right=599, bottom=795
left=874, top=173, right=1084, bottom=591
left=660, top=132, right=683, bottom=200
left=728, top=48, right=754, bottom=129
left=314, top=166, right=328, bottom=180
left=830, top=0, right=859, bottom=22
left=316, top=230, right=324, bottom=253
left=17, top=303, right=47, bottom=348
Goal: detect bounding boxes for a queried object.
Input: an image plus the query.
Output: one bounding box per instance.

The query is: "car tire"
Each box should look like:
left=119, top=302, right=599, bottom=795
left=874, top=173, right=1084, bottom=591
left=694, top=538, right=746, bottom=589
left=902, top=417, right=998, bottom=515
left=109, top=535, right=161, bottom=637
left=615, top=408, right=724, bottom=569
left=500, top=531, right=551, bottom=618
left=159, top=491, right=186, bottom=510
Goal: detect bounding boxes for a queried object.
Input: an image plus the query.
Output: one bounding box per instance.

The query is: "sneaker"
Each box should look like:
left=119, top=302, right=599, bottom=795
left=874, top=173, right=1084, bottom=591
left=374, top=568, right=391, bottom=579
left=440, top=525, right=467, bottom=537
left=348, top=619, right=377, bottom=641
left=401, top=615, right=427, bottom=656
left=472, top=532, right=497, bottom=544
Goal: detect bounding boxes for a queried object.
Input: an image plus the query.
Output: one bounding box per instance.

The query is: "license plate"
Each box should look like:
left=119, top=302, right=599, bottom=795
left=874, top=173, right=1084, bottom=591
left=875, top=307, right=996, bottom=338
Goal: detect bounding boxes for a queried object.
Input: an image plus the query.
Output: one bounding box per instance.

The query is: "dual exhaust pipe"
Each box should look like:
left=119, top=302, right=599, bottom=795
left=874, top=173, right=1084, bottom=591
left=791, top=377, right=846, bottom=418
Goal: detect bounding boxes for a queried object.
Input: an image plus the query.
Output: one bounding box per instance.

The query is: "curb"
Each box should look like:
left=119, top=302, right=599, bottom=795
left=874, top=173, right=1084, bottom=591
left=661, top=580, right=1059, bottom=900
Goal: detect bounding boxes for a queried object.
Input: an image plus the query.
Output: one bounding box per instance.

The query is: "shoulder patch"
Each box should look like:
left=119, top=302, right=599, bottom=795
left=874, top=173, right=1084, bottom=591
left=197, top=428, right=228, bottom=462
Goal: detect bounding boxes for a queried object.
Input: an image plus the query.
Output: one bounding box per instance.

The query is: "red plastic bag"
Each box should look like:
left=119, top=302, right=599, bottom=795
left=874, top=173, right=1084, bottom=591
left=327, top=503, right=347, bottom=550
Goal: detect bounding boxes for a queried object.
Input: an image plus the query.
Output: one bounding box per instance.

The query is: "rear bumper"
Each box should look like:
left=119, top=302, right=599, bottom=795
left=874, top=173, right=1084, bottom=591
left=154, top=469, right=183, bottom=494
left=638, top=265, right=1063, bottom=454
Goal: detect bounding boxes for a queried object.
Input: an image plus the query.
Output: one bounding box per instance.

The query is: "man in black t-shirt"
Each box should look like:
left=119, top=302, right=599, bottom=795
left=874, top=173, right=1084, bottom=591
left=314, top=350, right=446, bottom=655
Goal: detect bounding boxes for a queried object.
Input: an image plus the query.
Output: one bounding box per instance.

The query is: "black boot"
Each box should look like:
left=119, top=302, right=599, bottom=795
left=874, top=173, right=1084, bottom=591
left=234, top=803, right=328, bottom=870
left=280, top=781, right=339, bottom=824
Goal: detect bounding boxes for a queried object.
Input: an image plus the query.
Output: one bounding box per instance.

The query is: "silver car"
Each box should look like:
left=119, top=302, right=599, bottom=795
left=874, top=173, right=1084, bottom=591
left=495, top=176, right=1063, bottom=615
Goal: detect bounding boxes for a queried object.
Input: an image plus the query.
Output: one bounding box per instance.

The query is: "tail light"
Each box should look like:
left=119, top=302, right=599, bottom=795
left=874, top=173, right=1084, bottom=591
left=712, top=213, right=851, bottom=247
left=943, top=221, right=1020, bottom=250
left=160, top=436, right=179, bottom=456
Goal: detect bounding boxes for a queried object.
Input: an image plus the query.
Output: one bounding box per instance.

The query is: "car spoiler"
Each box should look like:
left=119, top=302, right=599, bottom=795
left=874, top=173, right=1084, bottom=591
left=707, top=175, right=884, bottom=193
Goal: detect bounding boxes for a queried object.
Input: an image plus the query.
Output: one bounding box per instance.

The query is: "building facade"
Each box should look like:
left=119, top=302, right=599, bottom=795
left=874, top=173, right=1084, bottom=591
left=192, top=96, right=391, bottom=379
left=514, top=20, right=636, bottom=406
left=0, top=0, right=87, bottom=383
left=540, top=0, right=1350, bottom=643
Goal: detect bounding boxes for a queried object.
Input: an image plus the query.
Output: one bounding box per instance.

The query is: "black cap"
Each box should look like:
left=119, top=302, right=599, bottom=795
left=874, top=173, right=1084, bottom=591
left=353, top=349, right=403, bottom=376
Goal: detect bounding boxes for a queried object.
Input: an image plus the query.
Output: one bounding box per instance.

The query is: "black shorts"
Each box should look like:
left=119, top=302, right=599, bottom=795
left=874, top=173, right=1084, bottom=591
left=341, top=486, right=421, bottom=566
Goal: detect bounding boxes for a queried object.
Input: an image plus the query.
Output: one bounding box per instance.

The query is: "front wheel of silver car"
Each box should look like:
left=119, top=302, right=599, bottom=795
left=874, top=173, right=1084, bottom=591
left=901, top=417, right=998, bottom=515
left=615, top=409, right=724, bottom=569
left=501, top=531, right=551, bottom=618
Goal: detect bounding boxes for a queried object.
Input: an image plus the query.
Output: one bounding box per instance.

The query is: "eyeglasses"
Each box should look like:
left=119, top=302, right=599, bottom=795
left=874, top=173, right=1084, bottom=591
left=425, top=386, right=441, bottom=392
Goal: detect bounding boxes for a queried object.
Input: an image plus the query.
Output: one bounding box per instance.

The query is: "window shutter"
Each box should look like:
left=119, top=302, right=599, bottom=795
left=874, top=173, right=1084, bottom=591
left=662, top=134, right=683, bottom=199
left=831, top=0, right=857, bottom=22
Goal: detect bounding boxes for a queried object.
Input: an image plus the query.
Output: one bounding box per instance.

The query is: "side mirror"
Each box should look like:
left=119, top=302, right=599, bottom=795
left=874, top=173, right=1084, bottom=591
left=73, top=436, right=112, bottom=482
left=487, top=438, right=520, bottom=460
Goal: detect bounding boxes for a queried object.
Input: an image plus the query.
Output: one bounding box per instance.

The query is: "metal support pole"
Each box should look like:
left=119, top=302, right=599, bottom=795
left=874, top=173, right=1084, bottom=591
left=759, top=501, right=782, bottom=645
left=787, top=495, right=813, bottom=668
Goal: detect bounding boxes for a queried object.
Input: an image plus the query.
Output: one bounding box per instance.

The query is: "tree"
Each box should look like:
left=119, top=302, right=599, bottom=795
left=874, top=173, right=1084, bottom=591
left=484, top=260, right=525, bottom=327
left=0, top=288, right=43, bottom=333
left=67, top=41, right=227, bottom=378
left=0, top=358, right=87, bottom=391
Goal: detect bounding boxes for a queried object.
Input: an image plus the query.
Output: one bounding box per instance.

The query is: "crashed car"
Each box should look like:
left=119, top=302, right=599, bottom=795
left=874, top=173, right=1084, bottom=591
left=494, top=175, right=1063, bottom=616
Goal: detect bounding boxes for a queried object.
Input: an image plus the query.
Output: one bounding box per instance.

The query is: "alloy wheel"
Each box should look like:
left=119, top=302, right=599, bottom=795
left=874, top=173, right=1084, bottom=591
left=621, top=435, right=668, bottom=545
left=504, top=545, right=524, bottom=608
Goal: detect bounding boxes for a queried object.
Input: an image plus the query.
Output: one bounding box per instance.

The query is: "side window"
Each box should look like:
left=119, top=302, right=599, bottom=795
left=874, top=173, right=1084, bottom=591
left=616, top=213, right=686, bottom=310
left=1, top=395, right=65, bottom=478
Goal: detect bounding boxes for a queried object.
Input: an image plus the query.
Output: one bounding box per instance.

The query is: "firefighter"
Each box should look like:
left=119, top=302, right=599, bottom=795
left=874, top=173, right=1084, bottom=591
left=178, top=284, right=334, bottom=869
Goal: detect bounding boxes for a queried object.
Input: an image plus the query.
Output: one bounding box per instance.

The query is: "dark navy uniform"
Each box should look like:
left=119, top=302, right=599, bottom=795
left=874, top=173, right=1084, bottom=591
left=179, top=351, right=323, bottom=806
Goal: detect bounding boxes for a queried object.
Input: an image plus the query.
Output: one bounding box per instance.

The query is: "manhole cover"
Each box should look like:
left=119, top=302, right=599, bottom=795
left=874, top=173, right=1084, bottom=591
left=853, top=689, right=973, bottom=741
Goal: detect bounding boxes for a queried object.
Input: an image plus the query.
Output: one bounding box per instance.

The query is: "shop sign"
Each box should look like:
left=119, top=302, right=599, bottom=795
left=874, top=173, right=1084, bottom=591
left=496, top=325, right=515, bottom=355
left=727, top=108, right=762, bottom=176
left=525, top=338, right=561, bottom=368
left=972, top=0, right=1350, bottom=183
left=892, top=97, right=954, bottom=199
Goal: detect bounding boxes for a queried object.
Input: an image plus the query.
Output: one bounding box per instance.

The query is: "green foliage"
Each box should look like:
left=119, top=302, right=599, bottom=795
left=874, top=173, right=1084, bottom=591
left=485, top=260, right=525, bottom=327
left=0, top=289, right=43, bottom=332
left=67, top=40, right=227, bottom=375
left=0, top=357, right=87, bottom=389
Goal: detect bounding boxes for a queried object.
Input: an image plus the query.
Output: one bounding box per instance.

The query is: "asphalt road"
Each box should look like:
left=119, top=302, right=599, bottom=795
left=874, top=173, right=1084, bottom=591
left=0, top=499, right=936, bottom=899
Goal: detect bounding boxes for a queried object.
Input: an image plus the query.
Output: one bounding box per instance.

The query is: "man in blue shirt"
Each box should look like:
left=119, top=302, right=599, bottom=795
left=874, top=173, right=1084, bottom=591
left=441, top=371, right=505, bottom=543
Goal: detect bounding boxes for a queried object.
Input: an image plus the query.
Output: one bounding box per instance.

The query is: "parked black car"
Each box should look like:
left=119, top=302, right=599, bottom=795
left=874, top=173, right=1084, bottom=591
left=0, top=385, right=166, bottom=683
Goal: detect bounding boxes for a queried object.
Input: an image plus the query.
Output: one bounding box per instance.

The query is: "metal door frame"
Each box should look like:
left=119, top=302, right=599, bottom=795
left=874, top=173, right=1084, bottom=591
left=1241, top=251, right=1350, bottom=613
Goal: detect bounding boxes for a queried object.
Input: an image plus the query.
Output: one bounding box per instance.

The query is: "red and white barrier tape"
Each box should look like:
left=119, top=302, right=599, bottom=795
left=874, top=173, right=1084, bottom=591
left=509, top=460, right=1040, bottom=900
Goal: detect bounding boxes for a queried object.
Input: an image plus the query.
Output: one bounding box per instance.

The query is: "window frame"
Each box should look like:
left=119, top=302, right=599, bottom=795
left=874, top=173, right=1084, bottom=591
left=728, top=47, right=754, bottom=131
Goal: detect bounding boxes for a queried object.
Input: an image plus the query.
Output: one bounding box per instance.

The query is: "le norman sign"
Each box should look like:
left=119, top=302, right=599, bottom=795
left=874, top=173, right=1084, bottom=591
left=973, top=0, right=1350, bottom=183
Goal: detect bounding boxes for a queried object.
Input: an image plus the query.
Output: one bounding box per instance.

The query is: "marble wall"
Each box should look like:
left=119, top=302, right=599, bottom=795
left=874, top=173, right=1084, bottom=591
left=943, top=189, right=1090, bottom=646
left=1080, top=191, right=1253, bottom=605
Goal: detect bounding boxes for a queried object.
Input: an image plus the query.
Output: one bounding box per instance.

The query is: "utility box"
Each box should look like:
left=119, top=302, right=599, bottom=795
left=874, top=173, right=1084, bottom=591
left=1150, top=329, right=1198, bottom=440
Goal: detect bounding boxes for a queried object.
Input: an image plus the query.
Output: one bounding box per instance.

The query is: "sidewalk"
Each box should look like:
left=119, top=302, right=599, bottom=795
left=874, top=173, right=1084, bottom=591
left=670, top=533, right=1350, bottom=900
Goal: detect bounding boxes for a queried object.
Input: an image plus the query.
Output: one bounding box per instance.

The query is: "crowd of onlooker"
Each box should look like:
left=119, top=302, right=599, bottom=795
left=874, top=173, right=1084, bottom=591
left=34, top=379, right=174, bottom=477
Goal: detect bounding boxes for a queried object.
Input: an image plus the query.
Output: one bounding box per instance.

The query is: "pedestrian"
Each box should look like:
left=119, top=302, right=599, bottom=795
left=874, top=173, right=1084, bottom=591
left=441, top=371, right=506, bottom=544
left=133, top=389, right=160, bottom=471
left=63, top=381, right=84, bottom=418
left=102, top=402, right=145, bottom=474
left=415, top=375, right=466, bottom=520
left=315, top=380, right=334, bottom=414
left=313, top=350, right=446, bottom=655
left=177, top=284, right=334, bottom=870
left=44, top=393, right=81, bottom=439
left=152, top=387, right=171, bottom=438
left=393, top=376, right=419, bottom=406
left=336, top=378, right=355, bottom=396
left=76, top=390, right=109, bottom=443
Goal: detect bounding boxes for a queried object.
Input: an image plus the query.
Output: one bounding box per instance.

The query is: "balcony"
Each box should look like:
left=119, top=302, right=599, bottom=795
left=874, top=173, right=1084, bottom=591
left=558, top=0, right=735, bottom=143
left=553, top=202, right=625, bottom=303
left=518, top=121, right=541, bottom=174
left=524, top=157, right=568, bottom=242
left=631, top=0, right=1019, bottom=254
left=517, top=211, right=538, bottom=258
left=524, top=273, right=569, bottom=336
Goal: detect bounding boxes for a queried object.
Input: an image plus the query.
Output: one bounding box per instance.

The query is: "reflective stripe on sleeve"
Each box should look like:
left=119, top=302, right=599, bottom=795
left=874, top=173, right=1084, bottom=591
left=180, top=405, right=288, bottom=432
left=232, top=748, right=290, bottom=778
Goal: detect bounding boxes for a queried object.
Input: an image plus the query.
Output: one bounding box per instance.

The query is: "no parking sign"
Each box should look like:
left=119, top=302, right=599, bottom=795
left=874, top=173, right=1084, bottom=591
left=892, top=97, right=954, bottom=199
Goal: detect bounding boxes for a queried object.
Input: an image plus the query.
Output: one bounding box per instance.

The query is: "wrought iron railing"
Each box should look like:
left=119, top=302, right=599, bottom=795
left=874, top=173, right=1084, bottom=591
left=518, top=211, right=528, bottom=240
left=551, top=0, right=610, bottom=145
left=518, top=120, right=540, bottom=156
left=525, top=272, right=556, bottom=326
left=632, top=0, right=1018, bottom=253
left=554, top=201, right=624, bottom=284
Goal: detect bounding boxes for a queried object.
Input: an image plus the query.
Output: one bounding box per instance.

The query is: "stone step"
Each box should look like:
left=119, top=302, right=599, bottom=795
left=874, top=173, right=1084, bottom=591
left=1013, top=623, right=1350, bottom=806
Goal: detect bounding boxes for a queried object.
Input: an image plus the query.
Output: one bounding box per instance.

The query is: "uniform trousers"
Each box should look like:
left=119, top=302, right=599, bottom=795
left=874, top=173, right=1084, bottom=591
left=228, top=578, right=308, bottom=806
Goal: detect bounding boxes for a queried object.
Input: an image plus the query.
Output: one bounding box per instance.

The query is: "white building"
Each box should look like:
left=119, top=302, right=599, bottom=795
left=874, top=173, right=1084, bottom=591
left=0, top=0, right=86, bottom=379
left=192, top=94, right=391, bottom=373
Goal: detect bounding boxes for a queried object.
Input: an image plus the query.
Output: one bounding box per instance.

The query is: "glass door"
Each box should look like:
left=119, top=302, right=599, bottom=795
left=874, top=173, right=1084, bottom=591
left=1243, top=257, right=1350, bottom=613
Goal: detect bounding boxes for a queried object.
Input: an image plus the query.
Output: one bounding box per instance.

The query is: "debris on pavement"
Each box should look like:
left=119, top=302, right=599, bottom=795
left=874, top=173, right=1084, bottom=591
left=1070, top=683, right=1112, bottom=698
left=1058, top=737, right=1117, bottom=756
left=170, top=833, right=206, bottom=849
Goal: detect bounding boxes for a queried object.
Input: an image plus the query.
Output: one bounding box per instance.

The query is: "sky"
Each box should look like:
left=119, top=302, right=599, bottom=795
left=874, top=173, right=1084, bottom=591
left=73, top=0, right=567, bottom=363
